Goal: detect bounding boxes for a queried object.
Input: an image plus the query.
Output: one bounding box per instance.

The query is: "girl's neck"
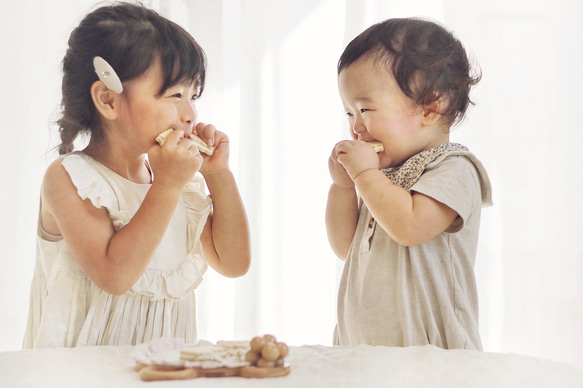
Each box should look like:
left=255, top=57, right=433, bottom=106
left=83, top=141, right=152, bottom=184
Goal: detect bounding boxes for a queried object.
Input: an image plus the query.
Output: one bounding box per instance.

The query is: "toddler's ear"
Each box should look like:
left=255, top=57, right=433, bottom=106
left=420, top=99, right=443, bottom=126
left=90, top=81, right=120, bottom=120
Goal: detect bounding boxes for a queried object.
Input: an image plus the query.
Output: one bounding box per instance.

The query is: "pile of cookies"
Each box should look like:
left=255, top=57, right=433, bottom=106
left=245, top=334, right=289, bottom=368
left=136, top=334, right=290, bottom=381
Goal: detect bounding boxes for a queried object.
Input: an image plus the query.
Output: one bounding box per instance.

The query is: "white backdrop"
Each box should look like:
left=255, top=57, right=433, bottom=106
left=1, top=0, right=582, bottom=371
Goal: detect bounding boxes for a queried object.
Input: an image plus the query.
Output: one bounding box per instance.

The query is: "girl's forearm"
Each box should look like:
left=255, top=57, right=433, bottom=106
left=98, top=183, right=183, bottom=294
left=326, top=183, right=359, bottom=260
left=203, top=169, right=251, bottom=276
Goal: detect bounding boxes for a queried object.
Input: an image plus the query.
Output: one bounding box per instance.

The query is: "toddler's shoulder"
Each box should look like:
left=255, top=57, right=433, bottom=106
left=430, top=153, right=492, bottom=207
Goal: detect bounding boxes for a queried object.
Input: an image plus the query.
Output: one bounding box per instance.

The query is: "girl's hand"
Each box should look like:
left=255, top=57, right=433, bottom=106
left=331, top=140, right=381, bottom=185
left=193, top=122, right=230, bottom=175
left=148, top=129, right=203, bottom=190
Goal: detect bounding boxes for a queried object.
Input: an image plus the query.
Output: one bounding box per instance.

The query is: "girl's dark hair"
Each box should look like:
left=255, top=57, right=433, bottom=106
left=57, top=2, right=207, bottom=154
left=338, top=18, right=481, bottom=127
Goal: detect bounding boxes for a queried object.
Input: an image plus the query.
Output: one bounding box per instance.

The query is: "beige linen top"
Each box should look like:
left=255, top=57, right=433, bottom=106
left=334, top=151, right=492, bottom=350
left=24, top=152, right=212, bottom=348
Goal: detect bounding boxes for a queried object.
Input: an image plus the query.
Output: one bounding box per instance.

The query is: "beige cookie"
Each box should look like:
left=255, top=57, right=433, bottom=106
left=368, top=141, right=384, bottom=153
left=156, top=128, right=215, bottom=155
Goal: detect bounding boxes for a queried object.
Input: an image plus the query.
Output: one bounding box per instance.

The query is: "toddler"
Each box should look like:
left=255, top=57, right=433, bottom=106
left=327, top=18, right=492, bottom=350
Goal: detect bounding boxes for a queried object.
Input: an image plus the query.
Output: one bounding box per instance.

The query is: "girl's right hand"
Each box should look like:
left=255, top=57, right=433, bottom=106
left=148, top=129, right=203, bottom=189
left=329, top=141, right=355, bottom=189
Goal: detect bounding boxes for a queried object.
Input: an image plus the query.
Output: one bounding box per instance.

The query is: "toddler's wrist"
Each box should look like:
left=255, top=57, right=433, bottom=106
left=352, top=168, right=378, bottom=183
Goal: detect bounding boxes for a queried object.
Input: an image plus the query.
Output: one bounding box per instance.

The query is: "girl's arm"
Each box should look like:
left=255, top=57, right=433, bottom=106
left=199, top=169, right=251, bottom=277
left=195, top=122, right=251, bottom=277
left=42, top=131, right=202, bottom=295
left=43, top=167, right=188, bottom=295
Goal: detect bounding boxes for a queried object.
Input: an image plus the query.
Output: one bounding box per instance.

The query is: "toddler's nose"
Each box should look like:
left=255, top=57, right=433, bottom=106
left=351, top=117, right=366, bottom=137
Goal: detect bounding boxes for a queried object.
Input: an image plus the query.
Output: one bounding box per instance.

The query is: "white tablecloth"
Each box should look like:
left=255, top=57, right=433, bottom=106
left=1, top=344, right=582, bottom=387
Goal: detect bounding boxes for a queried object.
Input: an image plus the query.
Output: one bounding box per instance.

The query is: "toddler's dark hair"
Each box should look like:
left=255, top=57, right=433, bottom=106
left=338, top=18, right=481, bottom=127
left=57, top=2, right=207, bottom=154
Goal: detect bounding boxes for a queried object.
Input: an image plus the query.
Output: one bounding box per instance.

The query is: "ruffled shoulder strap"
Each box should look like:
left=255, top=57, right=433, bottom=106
left=61, top=152, right=120, bottom=211
left=61, top=153, right=132, bottom=230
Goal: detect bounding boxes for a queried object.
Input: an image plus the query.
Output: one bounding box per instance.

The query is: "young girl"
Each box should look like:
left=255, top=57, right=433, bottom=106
left=327, top=18, right=492, bottom=350
left=23, top=3, right=250, bottom=348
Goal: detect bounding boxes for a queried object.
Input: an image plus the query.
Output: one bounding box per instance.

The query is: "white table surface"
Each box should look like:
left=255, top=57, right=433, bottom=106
left=1, top=343, right=582, bottom=387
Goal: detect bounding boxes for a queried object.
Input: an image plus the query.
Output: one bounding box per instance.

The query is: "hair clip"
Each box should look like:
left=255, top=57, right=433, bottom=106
left=93, top=56, right=123, bottom=94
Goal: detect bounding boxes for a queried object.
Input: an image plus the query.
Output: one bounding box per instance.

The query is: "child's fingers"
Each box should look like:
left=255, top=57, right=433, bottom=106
left=156, top=128, right=184, bottom=146
left=178, top=136, right=192, bottom=149
left=332, top=140, right=354, bottom=158
left=194, top=122, right=217, bottom=146
left=329, top=156, right=354, bottom=188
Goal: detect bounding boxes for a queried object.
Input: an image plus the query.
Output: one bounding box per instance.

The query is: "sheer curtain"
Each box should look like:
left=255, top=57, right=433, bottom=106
left=1, top=0, right=581, bottom=371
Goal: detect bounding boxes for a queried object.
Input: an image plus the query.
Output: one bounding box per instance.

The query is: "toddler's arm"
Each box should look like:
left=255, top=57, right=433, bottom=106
left=333, top=140, right=458, bottom=247
left=353, top=169, right=457, bottom=246
left=325, top=144, right=360, bottom=260
left=326, top=184, right=359, bottom=260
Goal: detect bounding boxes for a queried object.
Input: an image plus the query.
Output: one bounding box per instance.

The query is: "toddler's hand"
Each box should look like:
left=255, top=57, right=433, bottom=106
left=148, top=129, right=203, bottom=189
left=329, top=142, right=355, bottom=188
left=334, top=140, right=380, bottom=182
left=193, top=122, right=230, bottom=175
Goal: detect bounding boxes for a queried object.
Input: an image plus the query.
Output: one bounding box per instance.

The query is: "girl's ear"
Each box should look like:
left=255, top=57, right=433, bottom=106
left=420, top=98, right=443, bottom=127
left=90, top=81, right=121, bottom=120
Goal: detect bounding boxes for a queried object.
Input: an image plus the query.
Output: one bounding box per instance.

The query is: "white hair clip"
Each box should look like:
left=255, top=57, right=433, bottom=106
left=93, top=56, right=123, bottom=94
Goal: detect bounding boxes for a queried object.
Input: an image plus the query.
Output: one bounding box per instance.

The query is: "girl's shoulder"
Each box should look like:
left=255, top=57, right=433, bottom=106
left=43, top=152, right=95, bottom=189
left=43, top=152, right=120, bottom=210
left=42, top=153, right=75, bottom=189
left=40, top=153, right=112, bottom=238
left=44, top=151, right=91, bottom=173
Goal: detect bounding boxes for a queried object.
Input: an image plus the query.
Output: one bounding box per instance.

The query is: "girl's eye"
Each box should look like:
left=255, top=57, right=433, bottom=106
left=171, top=93, right=183, bottom=99
left=191, top=93, right=200, bottom=101
left=345, top=112, right=354, bottom=117
left=360, top=108, right=369, bottom=113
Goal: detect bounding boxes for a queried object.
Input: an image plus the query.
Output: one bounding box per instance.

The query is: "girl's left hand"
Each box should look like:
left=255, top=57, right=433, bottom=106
left=193, top=122, right=230, bottom=174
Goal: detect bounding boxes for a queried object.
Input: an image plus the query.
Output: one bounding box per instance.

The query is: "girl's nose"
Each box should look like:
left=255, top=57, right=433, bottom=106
left=181, top=100, right=197, bottom=124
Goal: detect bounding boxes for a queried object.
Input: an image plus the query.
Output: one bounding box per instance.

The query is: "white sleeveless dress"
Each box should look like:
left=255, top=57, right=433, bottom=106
left=23, top=152, right=212, bottom=348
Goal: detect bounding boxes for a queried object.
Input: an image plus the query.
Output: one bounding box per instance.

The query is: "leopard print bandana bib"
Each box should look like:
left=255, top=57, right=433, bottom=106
left=383, top=142, right=470, bottom=191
